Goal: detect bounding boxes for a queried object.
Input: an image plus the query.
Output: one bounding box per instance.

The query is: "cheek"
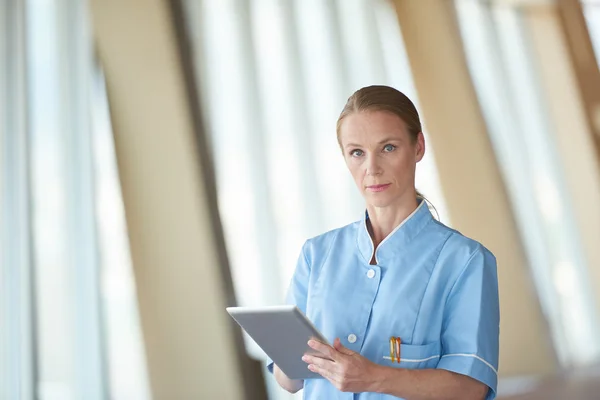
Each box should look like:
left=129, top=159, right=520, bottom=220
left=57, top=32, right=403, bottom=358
left=347, top=161, right=366, bottom=183
left=387, top=155, right=413, bottom=181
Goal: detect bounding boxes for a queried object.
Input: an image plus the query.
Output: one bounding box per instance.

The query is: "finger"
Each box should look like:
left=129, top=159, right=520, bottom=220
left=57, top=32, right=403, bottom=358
left=302, top=354, right=335, bottom=369
left=308, top=340, right=337, bottom=361
left=308, top=363, right=334, bottom=381
left=333, top=337, right=354, bottom=356
left=304, top=349, right=333, bottom=361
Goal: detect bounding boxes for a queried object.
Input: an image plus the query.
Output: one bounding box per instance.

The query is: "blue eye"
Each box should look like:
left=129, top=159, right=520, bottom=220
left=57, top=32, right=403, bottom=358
left=350, top=149, right=364, bottom=157
left=383, top=144, right=396, bottom=152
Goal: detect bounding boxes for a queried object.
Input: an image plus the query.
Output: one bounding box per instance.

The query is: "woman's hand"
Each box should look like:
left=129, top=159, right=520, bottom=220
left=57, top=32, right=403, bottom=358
left=302, top=338, right=382, bottom=393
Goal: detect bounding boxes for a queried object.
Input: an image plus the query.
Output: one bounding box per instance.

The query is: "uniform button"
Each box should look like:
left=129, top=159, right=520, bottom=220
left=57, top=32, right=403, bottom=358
left=348, top=334, right=357, bottom=343
left=367, top=269, right=375, bottom=279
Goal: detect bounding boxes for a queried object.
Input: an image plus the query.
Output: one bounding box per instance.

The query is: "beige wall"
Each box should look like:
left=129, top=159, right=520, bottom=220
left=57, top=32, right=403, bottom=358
left=89, top=0, right=265, bottom=398
left=393, top=0, right=558, bottom=376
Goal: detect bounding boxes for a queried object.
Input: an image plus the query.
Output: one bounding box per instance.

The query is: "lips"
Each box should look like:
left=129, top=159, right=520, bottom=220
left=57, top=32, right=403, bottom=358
left=366, top=183, right=391, bottom=192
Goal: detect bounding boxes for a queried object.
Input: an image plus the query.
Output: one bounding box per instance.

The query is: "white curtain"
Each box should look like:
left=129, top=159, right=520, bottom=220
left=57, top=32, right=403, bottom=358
left=0, top=1, right=150, bottom=399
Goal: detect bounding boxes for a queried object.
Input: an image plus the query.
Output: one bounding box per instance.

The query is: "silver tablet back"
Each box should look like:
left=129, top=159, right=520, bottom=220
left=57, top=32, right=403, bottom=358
left=227, top=305, right=329, bottom=380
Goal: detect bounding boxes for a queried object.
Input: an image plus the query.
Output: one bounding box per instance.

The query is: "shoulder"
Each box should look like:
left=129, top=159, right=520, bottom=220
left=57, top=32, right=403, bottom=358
left=429, top=219, right=497, bottom=277
left=430, top=219, right=494, bottom=257
left=302, top=220, right=360, bottom=262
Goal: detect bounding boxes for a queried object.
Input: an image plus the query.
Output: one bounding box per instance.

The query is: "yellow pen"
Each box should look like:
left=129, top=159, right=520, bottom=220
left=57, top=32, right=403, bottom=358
left=389, top=337, right=395, bottom=363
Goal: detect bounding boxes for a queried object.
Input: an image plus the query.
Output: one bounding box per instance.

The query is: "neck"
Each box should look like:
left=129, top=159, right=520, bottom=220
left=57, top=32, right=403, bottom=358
left=366, top=194, right=419, bottom=248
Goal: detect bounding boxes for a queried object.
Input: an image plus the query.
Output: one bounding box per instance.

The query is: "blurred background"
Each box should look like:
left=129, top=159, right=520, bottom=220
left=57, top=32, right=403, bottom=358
left=1, top=0, right=600, bottom=399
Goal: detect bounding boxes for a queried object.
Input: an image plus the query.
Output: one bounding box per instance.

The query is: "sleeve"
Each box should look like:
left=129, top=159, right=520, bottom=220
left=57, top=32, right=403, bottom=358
left=266, top=242, right=311, bottom=374
left=436, top=245, right=500, bottom=400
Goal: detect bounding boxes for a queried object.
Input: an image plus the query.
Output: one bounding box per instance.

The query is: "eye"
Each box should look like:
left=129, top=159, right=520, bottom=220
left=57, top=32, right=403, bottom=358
left=383, top=144, right=396, bottom=152
left=350, top=149, right=364, bottom=157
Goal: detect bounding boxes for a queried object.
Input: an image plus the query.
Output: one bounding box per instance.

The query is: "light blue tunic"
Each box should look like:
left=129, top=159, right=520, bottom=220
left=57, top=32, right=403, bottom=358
left=269, top=200, right=499, bottom=399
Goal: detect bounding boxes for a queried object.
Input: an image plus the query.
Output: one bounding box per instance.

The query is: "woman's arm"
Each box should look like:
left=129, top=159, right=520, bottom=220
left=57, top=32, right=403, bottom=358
left=273, top=364, right=304, bottom=394
left=304, top=339, right=489, bottom=400
left=373, top=366, right=488, bottom=400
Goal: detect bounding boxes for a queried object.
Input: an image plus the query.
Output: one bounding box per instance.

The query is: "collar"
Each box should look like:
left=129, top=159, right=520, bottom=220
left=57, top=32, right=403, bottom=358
left=356, top=199, right=433, bottom=265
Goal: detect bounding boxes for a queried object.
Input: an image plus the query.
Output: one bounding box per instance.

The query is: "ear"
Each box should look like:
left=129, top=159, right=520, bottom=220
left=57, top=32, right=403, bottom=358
left=415, top=132, right=426, bottom=162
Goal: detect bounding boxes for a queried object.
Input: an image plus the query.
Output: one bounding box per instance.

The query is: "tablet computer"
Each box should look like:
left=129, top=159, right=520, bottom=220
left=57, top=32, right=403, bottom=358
left=226, top=305, right=330, bottom=380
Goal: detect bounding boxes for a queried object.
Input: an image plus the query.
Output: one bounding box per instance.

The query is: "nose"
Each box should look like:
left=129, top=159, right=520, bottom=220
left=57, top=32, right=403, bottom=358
left=365, top=154, right=383, bottom=176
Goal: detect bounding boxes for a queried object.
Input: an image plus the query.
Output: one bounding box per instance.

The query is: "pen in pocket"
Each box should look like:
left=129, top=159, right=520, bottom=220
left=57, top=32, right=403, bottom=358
left=389, top=336, right=401, bottom=363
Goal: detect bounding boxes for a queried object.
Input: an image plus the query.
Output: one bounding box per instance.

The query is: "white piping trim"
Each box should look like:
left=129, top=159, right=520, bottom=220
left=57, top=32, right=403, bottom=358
left=383, top=355, right=440, bottom=363
left=365, top=200, right=426, bottom=264
left=441, top=354, right=498, bottom=375
left=362, top=217, right=375, bottom=264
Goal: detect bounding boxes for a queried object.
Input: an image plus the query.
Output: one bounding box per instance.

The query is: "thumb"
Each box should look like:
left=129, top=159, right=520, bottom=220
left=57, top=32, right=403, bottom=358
left=334, top=338, right=355, bottom=355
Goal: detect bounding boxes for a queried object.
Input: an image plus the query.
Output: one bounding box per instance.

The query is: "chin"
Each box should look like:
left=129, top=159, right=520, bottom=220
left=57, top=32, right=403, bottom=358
left=363, top=192, right=397, bottom=208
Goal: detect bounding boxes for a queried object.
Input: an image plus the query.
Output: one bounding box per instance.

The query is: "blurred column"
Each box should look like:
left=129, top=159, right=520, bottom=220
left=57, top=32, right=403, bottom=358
left=557, top=0, right=600, bottom=158
left=525, top=0, right=600, bottom=318
left=89, top=0, right=266, bottom=399
left=391, top=0, right=557, bottom=376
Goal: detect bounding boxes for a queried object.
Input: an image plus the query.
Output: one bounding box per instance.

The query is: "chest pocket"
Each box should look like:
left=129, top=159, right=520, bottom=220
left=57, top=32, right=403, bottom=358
left=380, top=340, right=441, bottom=370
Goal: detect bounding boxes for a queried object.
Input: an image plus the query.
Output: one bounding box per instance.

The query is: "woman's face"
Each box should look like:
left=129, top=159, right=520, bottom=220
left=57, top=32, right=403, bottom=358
left=339, top=110, right=424, bottom=209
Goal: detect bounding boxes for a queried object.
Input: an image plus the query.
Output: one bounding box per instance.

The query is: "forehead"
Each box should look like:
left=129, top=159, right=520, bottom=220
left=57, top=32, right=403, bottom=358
left=339, top=110, right=409, bottom=144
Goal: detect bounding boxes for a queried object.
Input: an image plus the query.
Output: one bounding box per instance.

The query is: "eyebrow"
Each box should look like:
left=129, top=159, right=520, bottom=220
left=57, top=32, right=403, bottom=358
left=344, top=137, right=402, bottom=148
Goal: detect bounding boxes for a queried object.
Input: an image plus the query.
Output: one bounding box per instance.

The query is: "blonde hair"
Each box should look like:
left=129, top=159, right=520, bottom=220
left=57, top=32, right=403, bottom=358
left=336, top=85, right=422, bottom=145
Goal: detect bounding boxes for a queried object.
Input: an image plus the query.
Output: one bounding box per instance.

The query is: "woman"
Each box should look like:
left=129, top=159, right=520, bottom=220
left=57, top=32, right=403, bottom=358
left=270, top=85, right=499, bottom=400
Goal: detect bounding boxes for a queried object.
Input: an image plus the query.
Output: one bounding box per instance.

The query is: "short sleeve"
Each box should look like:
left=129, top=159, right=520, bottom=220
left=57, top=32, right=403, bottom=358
left=266, top=242, right=311, bottom=374
left=284, top=242, right=311, bottom=314
left=436, top=245, right=500, bottom=399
